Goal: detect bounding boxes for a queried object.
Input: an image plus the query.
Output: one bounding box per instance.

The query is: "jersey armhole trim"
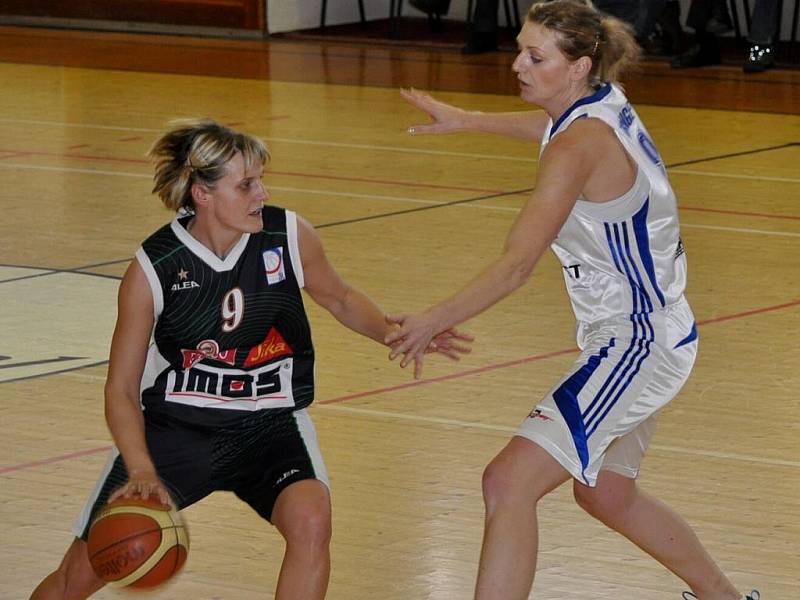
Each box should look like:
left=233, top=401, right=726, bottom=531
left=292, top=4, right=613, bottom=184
left=135, top=247, right=164, bottom=319
left=285, top=210, right=305, bottom=289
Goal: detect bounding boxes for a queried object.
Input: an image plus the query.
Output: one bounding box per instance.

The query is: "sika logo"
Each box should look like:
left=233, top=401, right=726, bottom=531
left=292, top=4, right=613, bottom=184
left=171, top=268, right=200, bottom=291
left=181, top=339, right=237, bottom=369
left=528, top=408, right=554, bottom=422
left=244, top=327, right=293, bottom=367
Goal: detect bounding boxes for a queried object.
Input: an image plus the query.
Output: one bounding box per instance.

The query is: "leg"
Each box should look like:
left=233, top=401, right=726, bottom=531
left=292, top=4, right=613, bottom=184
left=271, top=479, right=332, bottom=600
left=573, top=470, right=741, bottom=600
left=30, top=537, right=105, bottom=600
left=474, top=436, right=571, bottom=600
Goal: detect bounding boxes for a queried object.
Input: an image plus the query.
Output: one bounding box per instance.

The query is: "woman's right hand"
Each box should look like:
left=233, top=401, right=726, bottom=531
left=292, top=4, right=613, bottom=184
left=109, top=468, right=172, bottom=506
left=401, top=88, right=471, bottom=135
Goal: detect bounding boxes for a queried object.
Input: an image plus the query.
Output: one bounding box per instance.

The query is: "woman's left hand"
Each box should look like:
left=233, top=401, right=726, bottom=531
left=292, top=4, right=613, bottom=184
left=386, top=313, right=473, bottom=379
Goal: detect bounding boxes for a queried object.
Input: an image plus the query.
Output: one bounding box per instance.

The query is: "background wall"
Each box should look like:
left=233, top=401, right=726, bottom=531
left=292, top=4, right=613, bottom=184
left=267, top=0, right=800, bottom=42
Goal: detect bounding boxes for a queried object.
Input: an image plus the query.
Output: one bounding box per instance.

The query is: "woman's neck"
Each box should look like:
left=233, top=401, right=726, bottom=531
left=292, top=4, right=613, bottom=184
left=186, top=217, right=242, bottom=260
left=545, top=83, right=598, bottom=123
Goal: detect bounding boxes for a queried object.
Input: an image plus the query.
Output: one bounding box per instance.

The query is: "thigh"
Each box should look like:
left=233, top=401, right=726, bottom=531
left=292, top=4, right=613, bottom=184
left=600, top=413, right=658, bottom=479
left=490, top=436, right=572, bottom=500
left=72, top=418, right=215, bottom=540
left=229, top=409, right=330, bottom=523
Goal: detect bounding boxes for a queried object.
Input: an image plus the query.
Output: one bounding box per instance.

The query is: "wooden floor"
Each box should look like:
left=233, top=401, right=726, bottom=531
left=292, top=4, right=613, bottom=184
left=1, top=25, right=798, bottom=600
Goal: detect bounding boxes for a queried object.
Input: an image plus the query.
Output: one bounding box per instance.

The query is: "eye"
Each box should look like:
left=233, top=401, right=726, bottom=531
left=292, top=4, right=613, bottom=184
left=529, top=52, right=541, bottom=63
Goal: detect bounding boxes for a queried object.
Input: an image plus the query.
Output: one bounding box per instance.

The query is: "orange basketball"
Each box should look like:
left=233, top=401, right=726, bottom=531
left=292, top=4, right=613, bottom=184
left=87, top=496, right=189, bottom=588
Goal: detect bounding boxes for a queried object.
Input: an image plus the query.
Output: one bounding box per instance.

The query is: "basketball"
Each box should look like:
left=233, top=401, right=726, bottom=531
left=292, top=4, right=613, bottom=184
left=87, top=496, right=189, bottom=588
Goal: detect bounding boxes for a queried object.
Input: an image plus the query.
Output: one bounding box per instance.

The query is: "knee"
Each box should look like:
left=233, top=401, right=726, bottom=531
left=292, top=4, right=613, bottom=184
left=481, top=458, right=529, bottom=512
left=573, top=480, right=633, bottom=524
left=279, top=503, right=332, bottom=551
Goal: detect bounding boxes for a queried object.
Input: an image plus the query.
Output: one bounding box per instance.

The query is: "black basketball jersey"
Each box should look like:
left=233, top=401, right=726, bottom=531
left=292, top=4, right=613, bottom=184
left=134, top=206, right=315, bottom=427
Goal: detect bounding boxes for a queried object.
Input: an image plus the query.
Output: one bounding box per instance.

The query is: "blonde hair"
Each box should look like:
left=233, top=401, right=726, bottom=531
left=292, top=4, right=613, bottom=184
left=148, top=119, right=269, bottom=211
left=527, top=0, right=641, bottom=86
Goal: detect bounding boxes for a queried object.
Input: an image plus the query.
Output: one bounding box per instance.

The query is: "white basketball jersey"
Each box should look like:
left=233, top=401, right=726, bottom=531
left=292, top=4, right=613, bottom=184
left=540, top=83, right=688, bottom=340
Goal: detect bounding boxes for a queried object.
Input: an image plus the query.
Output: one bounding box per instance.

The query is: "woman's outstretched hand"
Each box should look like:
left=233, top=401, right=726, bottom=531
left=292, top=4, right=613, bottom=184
left=401, top=88, right=470, bottom=135
left=386, top=312, right=473, bottom=379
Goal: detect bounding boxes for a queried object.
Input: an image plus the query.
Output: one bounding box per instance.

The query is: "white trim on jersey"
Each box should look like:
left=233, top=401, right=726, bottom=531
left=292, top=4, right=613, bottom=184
left=285, top=210, right=305, bottom=289
left=293, top=409, right=330, bottom=489
left=71, top=447, right=121, bottom=538
left=170, top=218, right=250, bottom=272
left=135, top=247, right=164, bottom=320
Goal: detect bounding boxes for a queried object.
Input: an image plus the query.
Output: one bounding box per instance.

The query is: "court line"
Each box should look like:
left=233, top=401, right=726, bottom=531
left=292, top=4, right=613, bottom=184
left=319, top=405, right=800, bottom=469
left=1, top=116, right=799, bottom=183
left=2, top=298, right=797, bottom=473
left=1, top=162, right=799, bottom=230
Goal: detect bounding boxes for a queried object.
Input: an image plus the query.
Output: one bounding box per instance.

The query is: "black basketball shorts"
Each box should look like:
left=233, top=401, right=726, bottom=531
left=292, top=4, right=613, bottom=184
left=72, top=408, right=329, bottom=539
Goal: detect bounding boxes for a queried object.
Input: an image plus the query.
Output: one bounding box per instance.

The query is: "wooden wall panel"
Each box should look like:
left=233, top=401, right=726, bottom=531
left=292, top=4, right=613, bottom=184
left=0, top=0, right=265, bottom=32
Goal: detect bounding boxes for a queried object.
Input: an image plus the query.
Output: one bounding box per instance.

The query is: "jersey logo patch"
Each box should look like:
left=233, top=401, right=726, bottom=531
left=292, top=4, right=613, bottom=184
left=171, top=268, right=200, bottom=291
left=263, top=247, right=286, bottom=285
left=181, top=339, right=237, bottom=369
left=244, top=327, right=293, bottom=367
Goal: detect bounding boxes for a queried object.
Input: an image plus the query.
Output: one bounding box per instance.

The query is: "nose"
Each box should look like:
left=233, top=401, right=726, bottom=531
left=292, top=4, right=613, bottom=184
left=512, top=51, right=526, bottom=73
left=257, top=180, right=268, bottom=201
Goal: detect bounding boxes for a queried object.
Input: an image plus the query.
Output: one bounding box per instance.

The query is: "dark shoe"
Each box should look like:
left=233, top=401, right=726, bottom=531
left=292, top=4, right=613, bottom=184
left=461, top=31, right=498, bottom=54
left=670, top=43, right=721, bottom=68
left=683, top=591, right=760, bottom=600
left=743, top=44, right=775, bottom=73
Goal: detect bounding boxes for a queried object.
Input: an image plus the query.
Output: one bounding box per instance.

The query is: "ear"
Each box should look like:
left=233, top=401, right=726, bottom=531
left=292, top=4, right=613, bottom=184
left=191, top=182, right=211, bottom=208
left=571, top=56, right=593, bottom=82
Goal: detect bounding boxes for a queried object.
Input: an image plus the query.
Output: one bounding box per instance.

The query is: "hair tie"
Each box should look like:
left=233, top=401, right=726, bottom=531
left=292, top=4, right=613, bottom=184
left=592, top=33, right=601, bottom=57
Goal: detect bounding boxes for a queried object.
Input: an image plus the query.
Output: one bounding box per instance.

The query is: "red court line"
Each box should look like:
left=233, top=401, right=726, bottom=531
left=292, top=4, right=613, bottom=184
left=1, top=148, right=799, bottom=217
left=0, top=446, right=112, bottom=475
left=318, top=346, right=579, bottom=405
left=2, top=298, right=797, bottom=476
left=0, top=150, right=32, bottom=160
left=697, top=298, right=800, bottom=326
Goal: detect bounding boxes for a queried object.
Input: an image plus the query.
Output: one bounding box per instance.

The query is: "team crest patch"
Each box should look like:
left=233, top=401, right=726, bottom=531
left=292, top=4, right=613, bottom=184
left=263, top=247, right=286, bottom=285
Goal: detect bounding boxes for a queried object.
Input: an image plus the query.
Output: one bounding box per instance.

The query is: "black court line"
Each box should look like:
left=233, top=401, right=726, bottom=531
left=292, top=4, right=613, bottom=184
left=668, top=142, right=799, bottom=169
left=0, top=356, right=85, bottom=369
left=0, top=263, right=129, bottom=285
left=316, top=186, right=535, bottom=229
left=1, top=360, right=109, bottom=384
left=2, top=138, right=797, bottom=284
left=2, top=139, right=797, bottom=382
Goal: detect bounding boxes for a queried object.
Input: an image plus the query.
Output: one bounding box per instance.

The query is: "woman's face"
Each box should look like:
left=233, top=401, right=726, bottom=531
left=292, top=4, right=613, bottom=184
left=512, top=21, right=576, bottom=107
left=205, top=152, right=268, bottom=234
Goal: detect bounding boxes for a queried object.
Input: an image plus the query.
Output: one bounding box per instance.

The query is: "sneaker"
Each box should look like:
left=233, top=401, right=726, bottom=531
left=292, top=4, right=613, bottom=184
left=682, top=591, right=761, bottom=600
left=743, top=44, right=775, bottom=73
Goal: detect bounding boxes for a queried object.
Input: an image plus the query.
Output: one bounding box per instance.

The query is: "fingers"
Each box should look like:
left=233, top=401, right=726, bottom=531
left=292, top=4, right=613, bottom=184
left=413, top=355, right=425, bottom=380
left=108, top=480, right=170, bottom=506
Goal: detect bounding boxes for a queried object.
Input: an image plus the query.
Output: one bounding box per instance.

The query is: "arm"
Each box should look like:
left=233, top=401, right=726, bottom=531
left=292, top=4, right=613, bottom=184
left=104, top=259, right=170, bottom=505
left=297, top=215, right=472, bottom=359
left=401, top=88, right=550, bottom=143
left=387, top=122, right=600, bottom=378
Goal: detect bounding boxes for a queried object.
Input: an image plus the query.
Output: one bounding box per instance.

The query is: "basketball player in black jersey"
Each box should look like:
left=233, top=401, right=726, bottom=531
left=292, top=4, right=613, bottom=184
left=30, top=119, right=472, bottom=600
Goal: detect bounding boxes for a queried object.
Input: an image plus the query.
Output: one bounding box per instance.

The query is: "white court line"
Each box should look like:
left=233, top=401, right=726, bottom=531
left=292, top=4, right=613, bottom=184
left=61, top=372, right=800, bottom=469
left=320, top=404, right=800, bottom=469
left=1, top=162, right=798, bottom=237
left=670, top=168, right=800, bottom=184
left=0, top=117, right=534, bottom=163
left=1, top=116, right=799, bottom=183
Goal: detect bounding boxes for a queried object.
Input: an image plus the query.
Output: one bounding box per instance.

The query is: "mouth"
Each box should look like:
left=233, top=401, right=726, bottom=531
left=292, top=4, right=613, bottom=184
left=249, top=206, right=263, bottom=217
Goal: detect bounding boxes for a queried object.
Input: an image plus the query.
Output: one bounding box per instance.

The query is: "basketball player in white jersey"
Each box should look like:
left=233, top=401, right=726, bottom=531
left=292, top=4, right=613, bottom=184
left=387, top=1, right=759, bottom=599
left=30, top=120, right=471, bottom=600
